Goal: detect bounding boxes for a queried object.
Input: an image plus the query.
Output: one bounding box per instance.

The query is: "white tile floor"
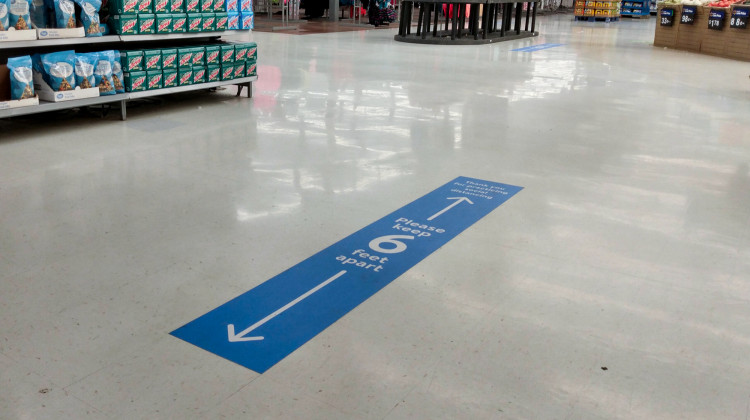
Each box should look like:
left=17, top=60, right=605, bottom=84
left=2, top=13, right=750, bottom=419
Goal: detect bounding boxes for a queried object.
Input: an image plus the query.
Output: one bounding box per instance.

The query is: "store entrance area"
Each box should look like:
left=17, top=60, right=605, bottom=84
left=3, top=14, right=750, bottom=419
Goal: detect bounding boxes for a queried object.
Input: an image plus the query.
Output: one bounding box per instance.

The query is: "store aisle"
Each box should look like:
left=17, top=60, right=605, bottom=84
left=3, top=14, right=750, bottom=419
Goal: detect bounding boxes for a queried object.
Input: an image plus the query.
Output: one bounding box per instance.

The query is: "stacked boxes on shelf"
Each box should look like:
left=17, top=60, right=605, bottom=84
left=621, top=0, right=650, bottom=16
left=108, top=0, right=250, bottom=34
left=575, top=0, right=621, bottom=17
left=120, top=41, right=256, bottom=91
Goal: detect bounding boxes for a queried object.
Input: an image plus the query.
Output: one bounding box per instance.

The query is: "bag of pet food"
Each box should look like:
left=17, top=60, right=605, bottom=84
left=9, top=0, right=32, bottom=29
left=7, top=56, right=35, bottom=100
left=54, top=0, right=75, bottom=28
left=93, top=51, right=115, bottom=95
left=0, top=0, right=10, bottom=30
left=109, top=50, right=125, bottom=93
left=74, top=0, right=100, bottom=35
left=40, top=50, right=76, bottom=91
left=74, top=52, right=96, bottom=89
left=30, top=0, right=46, bottom=27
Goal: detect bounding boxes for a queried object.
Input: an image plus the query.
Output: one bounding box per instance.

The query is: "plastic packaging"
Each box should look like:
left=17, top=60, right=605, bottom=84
left=7, top=56, right=35, bottom=100
left=74, top=0, right=101, bottom=35
left=93, top=51, right=116, bottom=95
left=74, top=52, right=97, bottom=89
left=54, top=0, right=75, bottom=28
left=9, top=0, right=32, bottom=29
left=40, top=50, right=77, bottom=91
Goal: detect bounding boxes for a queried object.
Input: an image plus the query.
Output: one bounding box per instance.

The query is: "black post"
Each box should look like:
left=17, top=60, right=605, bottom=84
left=457, top=4, right=464, bottom=37
left=416, top=2, right=423, bottom=35
left=422, top=2, right=430, bottom=39
left=433, top=2, right=440, bottom=36
left=531, top=0, right=537, bottom=33
left=451, top=3, right=458, bottom=39
left=514, top=2, right=522, bottom=34
left=482, top=2, right=490, bottom=38
left=503, top=3, right=513, bottom=31
left=525, top=1, right=531, bottom=31
left=499, top=3, right=504, bottom=36
left=445, top=3, right=450, bottom=30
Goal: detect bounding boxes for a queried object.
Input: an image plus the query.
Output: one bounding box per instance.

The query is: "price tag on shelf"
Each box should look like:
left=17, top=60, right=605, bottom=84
left=681, top=5, right=696, bottom=24
left=708, top=8, right=726, bottom=30
left=660, top=7, right=675, bottom=26
left=730, top=6, right=749, bottom=29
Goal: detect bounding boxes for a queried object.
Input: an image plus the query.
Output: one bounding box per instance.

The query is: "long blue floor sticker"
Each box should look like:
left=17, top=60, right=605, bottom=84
left=512, top=43, right=563, bottom=52
left=171, top=176, right=523, bottom=373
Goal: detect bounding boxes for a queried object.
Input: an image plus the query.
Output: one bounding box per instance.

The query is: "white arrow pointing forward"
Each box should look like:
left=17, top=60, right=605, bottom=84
left=227, top=270, right=348, bottom=343
left=427, top=197, right=474, bottom=221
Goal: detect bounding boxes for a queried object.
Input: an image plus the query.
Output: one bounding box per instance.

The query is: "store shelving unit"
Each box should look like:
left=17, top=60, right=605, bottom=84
left=0, top=31, right=255, bottom=121
left=621, top=0, right=651, bottom=17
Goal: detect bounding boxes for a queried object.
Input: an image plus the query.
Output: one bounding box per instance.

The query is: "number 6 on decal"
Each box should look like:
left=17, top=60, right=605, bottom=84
left=369, top=235, right=414, bottom=254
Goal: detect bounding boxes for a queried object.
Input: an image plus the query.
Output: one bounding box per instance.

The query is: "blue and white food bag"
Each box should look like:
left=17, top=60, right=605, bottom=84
left=93, top=51, right=115, bottom=95
left=40, top=50, right=76, bottom=91
left=74, top=52, right=97, bottom=89
left=7, top=56, right=35, bottom=100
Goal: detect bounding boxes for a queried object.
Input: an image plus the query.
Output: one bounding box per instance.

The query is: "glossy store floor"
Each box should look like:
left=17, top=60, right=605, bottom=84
left=3, top=14, right=750, bottom=420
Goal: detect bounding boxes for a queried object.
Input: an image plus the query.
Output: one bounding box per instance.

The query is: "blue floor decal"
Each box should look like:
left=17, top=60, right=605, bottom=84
left=171, top=176, right=523, bottom=373
left=512, top=43, right=564, bottom=52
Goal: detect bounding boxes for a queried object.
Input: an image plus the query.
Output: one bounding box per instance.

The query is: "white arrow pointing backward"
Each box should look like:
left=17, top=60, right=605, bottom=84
left=227, top=270, right=348, bottom=343
left=426, top=197, right=474, bottom=221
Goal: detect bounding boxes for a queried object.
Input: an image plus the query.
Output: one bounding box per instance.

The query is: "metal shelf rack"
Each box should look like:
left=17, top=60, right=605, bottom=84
left=0, top=31, right=255, bottom=121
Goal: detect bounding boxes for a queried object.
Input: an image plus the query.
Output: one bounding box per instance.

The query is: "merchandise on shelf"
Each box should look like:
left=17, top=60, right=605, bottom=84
left=162, top=47, right=177, bottom=68
left=155, top=13, right=172, bottom=32
left=172, top=12, right=186, bottom=31
left=162, top=67, right=177, bottom=86
left=177, top=46, right=192, bottom=66
left=120, top=50, right=143, bottom=71
left=201, top=11, right=215, bottom=30
left=111, top=14, right=138, bottom=34
left=143, top=48, right=161, bottom=69
left=206, top=64, right=219, bottom=81
left=124, top=70, right=145, bottom=91
left=575, top=0, right=621, bottom=17
left=35, top=49, right=76, bottom=91
left=111, top=50, right=125, bottom=92
left=170, top=0, right=183, bottom=12
left=74, top=52, right=96, bottom=88
left=215, top=11, right=227, bottom=29
left=187, top=12, right=201, bottom=31
left=9, top=0, right=33, bottom=30
left=178, top=66, right=191, bottom=85
left=240, top=10, right=252, bottom=28
left=227, top=12, right=239, bottom=28
left=138, top=13, right=155, bottom=33
left=75, top=0, right=102, bottom=36
left=7, top=55, right=35, bottom=99
left=192, top=65, right=204, bottom=83
left=154, top=0, right=169, bottom=13
left=146, top=69, right=162, bottom=89
left=93, top=51, right=117, bottom=95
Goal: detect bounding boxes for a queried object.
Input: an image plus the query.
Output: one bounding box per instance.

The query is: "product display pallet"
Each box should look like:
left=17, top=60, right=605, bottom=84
left=621, top=13, right=650, bottom=17
left=575, top=16, right=620, bottom=21
left=0, top=76, right=257, bottom=121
